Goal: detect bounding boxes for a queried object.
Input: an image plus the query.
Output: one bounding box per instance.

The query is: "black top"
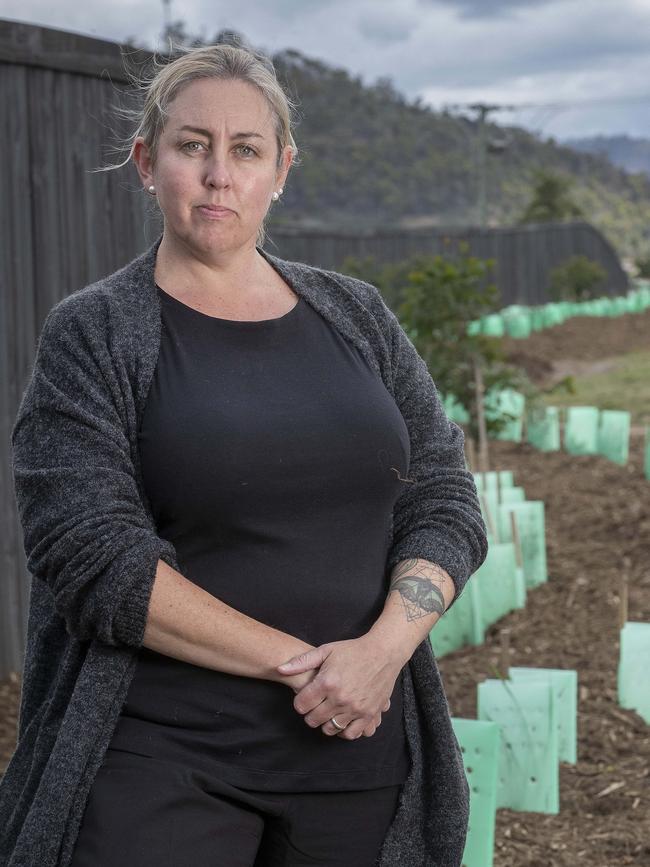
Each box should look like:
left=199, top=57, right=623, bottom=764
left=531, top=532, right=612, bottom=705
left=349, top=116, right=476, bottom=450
left=108, top=282, right=413, bottom=791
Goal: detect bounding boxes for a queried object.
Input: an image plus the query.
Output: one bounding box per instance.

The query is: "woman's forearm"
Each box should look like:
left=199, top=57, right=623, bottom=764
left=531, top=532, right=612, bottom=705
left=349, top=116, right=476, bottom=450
left=366, top=558, right=457, bottom=666
left=142, top=557, right=314, bottom=689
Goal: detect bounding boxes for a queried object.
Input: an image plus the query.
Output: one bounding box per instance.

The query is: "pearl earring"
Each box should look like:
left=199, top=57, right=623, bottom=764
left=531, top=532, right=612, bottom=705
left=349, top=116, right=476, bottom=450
left=148, top=185, right=156, bottom=194
left=272, top=187, right=283, bottom=201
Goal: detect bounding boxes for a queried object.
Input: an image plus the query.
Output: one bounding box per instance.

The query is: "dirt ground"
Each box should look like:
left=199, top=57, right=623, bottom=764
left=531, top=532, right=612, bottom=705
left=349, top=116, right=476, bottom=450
left=438, top=435, right=650, bottom=867
left=1, top=312, right=649, bottom=865
left=503, top=307, right=650, bottom=387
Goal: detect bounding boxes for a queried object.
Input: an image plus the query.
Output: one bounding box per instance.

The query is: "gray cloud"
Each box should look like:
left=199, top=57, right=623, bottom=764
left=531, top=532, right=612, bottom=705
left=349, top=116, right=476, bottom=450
left=3, top=0, right=650, bottom=138
left=356, top=8, right=415, bottom=44
left=421, top=0, right=559, bottom=18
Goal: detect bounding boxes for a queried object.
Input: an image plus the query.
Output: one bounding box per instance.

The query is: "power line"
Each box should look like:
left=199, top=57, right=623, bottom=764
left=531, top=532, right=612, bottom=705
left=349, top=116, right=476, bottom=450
left=442, top=92, right=650, bottom=225
left=445, top=93, right=650, bottom=114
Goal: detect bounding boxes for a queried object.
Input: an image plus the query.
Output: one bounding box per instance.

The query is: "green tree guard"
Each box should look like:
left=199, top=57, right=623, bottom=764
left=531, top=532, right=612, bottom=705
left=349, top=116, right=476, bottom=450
left=451, top=718, right=501, bottom=867
left=429, top=578, right=484, bottom=658
left=618, top=622, right=650, bottom=724
left=526, top=406, right=560, bottom=452
left=478, top=679, right=560, bottom=814
left=597, top=410, right=631, bottom=466
left=509, top=668, right=578, bottom=764
left=498, top=501, right=548, bottom=587
left=473, top=543, right=522, bottom=628
left=497, top=470, right=514, bottom=491
left=486, top=389, right=526, bottom=442
left=564, top=406, right=600, bottom=455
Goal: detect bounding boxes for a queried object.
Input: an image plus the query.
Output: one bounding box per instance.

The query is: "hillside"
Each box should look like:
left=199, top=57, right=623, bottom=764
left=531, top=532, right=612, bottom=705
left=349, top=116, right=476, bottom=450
left=124, top=29, right=650, bottom=261
left=266, top=48, right=650, bottom=261
left=563, top=134, right=650, bottom=179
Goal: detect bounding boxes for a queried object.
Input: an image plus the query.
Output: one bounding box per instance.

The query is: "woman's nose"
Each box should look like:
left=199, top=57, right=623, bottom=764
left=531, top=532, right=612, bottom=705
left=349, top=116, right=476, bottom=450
left=203, top=152, right=233, bottom=188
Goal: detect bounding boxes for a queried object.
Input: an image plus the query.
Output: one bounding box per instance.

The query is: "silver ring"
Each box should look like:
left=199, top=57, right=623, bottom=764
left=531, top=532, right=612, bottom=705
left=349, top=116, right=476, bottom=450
left=330, top=715, right=347, bottom=731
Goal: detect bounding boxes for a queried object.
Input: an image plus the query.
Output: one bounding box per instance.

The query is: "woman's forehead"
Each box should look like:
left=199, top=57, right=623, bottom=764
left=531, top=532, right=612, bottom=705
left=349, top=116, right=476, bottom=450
left=165, top=81, right=274, bottom=134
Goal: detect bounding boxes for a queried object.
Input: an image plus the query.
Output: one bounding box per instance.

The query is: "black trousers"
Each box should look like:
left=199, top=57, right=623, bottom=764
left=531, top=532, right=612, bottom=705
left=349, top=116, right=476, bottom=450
left=69, top=747, right=404, bottom=867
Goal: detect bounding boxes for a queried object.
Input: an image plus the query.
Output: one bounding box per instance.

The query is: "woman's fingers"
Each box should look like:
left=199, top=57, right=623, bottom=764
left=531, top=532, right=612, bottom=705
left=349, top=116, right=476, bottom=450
left=363, top=710, right=383, bottom=737
left=334, top=717, right=368, bottom=739
left=342, top=712, right=380, bottom=740
left=321, top=714, right=357, bottom=737
left=322, top=709, right=384, bottom=740
left=315, top=697, right=392, bottom=739
left=303, top=698, right=342, bottom=729
left=304, top=694, right=391, bottom=730
left=278, top=646, right=328, bottom=675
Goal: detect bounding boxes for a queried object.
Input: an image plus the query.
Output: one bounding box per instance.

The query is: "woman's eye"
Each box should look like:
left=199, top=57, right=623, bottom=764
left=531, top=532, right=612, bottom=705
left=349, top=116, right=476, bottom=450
left=181, top=142, right=256, bottom=157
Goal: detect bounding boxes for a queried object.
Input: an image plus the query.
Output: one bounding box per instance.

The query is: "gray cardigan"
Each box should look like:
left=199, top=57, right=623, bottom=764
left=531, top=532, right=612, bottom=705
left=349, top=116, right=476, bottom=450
left=0, top=234, right=487, bottom=867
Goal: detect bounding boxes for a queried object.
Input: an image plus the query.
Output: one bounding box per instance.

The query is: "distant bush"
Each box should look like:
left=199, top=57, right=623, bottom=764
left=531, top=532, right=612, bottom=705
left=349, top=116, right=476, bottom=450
left=548, top=255, right=607, bottom=301
left=519, top=168, right=584, bottom=224
left=634, top=254, right=650, bottom=278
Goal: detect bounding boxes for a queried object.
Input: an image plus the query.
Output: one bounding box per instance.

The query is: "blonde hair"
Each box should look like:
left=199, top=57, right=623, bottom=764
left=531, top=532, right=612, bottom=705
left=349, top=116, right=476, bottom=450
left=94, top=41, right=301, bottom=248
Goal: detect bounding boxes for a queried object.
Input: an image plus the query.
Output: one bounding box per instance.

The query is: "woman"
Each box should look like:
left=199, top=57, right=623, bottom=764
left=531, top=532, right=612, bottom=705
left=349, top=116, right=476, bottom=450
left=0, top=43, right=487, bottom=867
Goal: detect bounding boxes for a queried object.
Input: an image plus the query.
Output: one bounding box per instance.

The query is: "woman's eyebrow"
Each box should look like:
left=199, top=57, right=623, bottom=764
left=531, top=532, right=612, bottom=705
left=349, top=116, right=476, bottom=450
left=177, top=125, right=265, bottom=140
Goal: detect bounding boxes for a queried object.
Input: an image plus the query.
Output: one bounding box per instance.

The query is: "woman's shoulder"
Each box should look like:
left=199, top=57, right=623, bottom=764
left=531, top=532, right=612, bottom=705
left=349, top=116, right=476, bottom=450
left=43, top=241, right=159, bottom=340
left=261, top=248, right=393, bottom=329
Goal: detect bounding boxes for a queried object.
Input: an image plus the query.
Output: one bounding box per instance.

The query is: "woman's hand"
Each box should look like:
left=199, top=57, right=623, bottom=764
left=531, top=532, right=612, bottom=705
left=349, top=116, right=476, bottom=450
left=276, top=633, right=404, bottom=740
left=284, top=668, right=319, bottom=694
left=283, top=667, right=390, bottom=738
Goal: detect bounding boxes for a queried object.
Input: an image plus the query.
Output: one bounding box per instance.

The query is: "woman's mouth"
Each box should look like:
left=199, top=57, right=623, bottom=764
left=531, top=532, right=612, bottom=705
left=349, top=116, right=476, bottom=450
left=198, top=205, right=235, bottom=219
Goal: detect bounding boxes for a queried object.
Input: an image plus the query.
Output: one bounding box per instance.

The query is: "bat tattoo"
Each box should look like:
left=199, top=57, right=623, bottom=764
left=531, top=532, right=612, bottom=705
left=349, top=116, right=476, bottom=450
left=388, top=559, right=448, bottom=622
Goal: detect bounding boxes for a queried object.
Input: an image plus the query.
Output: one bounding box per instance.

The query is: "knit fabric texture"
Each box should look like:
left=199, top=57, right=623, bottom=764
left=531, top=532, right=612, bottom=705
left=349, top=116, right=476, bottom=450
left=0, top=233, right=488, bottom=867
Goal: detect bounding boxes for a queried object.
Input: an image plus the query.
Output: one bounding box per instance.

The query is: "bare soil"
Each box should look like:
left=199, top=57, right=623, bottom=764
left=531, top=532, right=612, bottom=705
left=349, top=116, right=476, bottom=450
left=504, top=307, right=650, bottom=387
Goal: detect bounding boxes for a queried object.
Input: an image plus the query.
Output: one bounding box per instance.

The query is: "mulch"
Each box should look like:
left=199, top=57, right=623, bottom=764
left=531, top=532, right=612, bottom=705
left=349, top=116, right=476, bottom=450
left=2, top=312, right=649, bottom=865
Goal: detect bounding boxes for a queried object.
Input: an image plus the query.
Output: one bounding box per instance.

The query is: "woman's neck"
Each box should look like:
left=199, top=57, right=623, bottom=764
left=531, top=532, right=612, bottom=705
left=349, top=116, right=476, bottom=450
left=154, top=230, right=266, bottom=298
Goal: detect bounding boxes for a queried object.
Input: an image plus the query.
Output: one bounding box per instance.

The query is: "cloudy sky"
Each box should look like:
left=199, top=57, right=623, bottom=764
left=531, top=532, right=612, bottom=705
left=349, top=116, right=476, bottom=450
left=3, top=0, right=650, bottom=140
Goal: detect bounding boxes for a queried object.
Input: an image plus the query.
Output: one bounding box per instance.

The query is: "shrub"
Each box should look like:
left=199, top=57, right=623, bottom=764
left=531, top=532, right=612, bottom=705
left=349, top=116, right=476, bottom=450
left=519, top=168, right=584, bottom=224
left=634, top=254, right=650, bottom=279
left=548, top=255, right=607, bottom=302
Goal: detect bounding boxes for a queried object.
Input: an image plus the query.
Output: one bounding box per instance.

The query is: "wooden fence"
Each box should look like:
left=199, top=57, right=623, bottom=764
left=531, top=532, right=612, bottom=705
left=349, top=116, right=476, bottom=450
left=265, top=221, right=629, bottom=307
left=0, top=19, right=630, bottom=679
left=0, top=20, right=163, bottom=679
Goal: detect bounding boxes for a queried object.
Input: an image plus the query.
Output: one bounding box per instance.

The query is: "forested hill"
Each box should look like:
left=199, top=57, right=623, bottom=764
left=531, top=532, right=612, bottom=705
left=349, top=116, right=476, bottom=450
left=266, top=48, right=650, bottom=260
left=563, top=134, right=650, bottom=179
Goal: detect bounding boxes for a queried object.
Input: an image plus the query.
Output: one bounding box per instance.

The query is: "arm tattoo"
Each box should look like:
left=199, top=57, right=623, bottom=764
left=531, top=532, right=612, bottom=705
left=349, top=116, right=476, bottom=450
left=388, top=558, right=448, bottom=622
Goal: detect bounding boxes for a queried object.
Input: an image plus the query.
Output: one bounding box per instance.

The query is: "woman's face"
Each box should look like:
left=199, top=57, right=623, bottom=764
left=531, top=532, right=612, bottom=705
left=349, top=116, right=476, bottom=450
left=134, top=76, right=292, bottom=257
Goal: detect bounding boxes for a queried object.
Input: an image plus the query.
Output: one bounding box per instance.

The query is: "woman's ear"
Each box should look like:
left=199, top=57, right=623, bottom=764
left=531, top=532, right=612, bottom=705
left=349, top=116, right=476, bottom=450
left=133, top=137, right=154, bottom=188
left=276, top=145, right=293, bottom=189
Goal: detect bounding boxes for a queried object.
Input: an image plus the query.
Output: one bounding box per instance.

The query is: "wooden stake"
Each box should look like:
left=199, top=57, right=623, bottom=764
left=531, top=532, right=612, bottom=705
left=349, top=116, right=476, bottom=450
left=500, top=628, right=511, bottom=680
left=480, top=492, right=499, bottom=543
left=466, top=436, right=477, bottom=473
left=473, top=357, right=490, bottom=475
left=619, top=559, right=630, bottom=630
left=510, top=512, right=523, bottom=568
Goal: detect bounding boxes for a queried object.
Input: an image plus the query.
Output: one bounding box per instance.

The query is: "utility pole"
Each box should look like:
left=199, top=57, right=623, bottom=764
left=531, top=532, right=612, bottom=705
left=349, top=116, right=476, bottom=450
left=468, top=103, right=501, bottom=228
left=446, top=101, right=517, bottom=228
